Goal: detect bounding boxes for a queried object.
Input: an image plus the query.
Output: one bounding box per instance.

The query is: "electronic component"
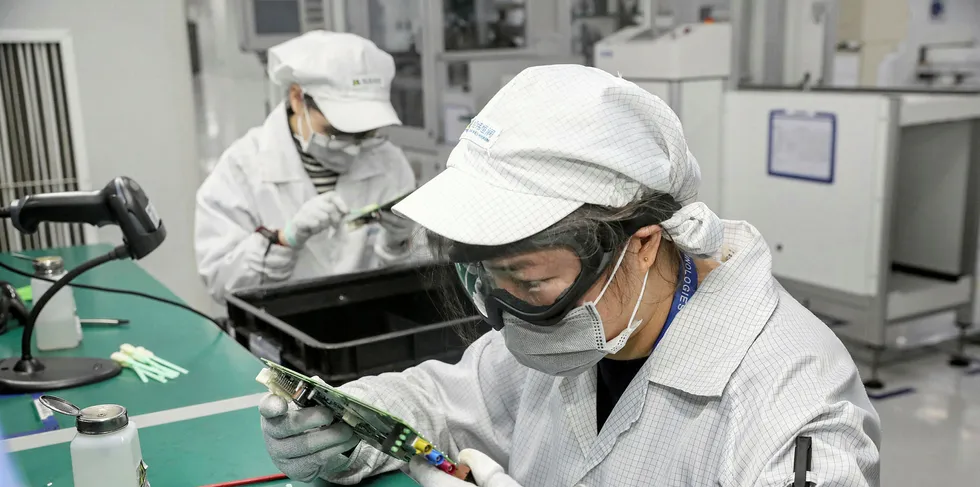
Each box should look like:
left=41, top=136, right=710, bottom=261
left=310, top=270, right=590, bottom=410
left=343, top=191, right=412, bottom=230
left=256, top=359, right=467, bottom=478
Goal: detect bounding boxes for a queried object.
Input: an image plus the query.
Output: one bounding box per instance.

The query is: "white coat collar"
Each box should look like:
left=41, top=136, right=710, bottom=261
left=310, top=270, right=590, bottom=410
left=644, top=219, right=779, bottom=397
left=258, top=103, right=386, bottom=183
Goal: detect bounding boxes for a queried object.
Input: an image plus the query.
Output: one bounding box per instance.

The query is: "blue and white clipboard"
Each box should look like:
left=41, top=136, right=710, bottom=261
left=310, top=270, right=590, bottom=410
left=767, top=110, right=837, bottom=184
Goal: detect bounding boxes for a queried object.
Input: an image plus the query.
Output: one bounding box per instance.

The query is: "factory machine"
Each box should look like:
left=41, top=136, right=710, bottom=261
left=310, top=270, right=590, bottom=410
left=723, top=89, right=980, bottom=388
left=594, top=21, right=731, bottom=213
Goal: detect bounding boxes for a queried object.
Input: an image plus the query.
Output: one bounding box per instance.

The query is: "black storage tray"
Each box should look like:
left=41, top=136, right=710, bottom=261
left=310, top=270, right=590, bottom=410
left=226, top=264, right=487, bottom=384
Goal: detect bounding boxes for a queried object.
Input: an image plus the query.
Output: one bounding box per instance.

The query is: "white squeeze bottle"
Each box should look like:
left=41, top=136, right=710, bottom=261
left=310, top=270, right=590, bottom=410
left=39, top=396, right=150, bottom=487
left=31, top=256, right=82, bottom=350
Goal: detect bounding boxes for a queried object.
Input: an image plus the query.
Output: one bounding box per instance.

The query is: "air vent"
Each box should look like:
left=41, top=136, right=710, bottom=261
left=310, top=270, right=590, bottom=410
left=0, top=41, right=87, bottom=252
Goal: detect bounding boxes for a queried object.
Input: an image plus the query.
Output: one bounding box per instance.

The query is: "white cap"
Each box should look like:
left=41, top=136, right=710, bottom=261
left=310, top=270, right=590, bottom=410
left=267, top=30, right=401, bottom=133
left=393, top=64, right=723, bottom=257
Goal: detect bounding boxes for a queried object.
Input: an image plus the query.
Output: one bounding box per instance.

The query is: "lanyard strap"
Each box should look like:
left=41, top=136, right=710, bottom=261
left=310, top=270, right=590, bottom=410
left=653, top=253, right=698, bottom=350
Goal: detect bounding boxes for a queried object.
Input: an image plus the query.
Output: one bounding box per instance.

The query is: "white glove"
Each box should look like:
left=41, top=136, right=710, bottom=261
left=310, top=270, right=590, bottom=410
left=379, top=210, right=415, bottom=243
left=259, top=392, right=360, bottom=483
left=407, top=449, right=521, bottom=487
left=245, top=234, right=297, bottom=281
left=283, top=192, right=349, bottom=248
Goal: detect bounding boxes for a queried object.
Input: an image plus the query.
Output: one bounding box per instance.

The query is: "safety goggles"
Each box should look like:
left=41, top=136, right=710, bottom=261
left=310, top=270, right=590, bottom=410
left=452, top=214, right=660, bottom=330
left=322, top=129, right=388, bottom=151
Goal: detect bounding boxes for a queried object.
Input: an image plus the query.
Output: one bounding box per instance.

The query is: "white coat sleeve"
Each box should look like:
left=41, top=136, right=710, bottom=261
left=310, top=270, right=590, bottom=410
left=726, top=325, right=881, bottom=487
left=326, top=331, right=524, bottom=485
left=373, top=147, right=418, bottom=265
left=194, top=160, right=292, bottom=302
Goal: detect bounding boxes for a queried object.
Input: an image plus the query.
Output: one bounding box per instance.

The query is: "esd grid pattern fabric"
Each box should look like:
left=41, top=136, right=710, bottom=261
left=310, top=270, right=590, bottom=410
left=393, top=64, right=706, bottom=247
left=327, top=220, right=880, bottom=486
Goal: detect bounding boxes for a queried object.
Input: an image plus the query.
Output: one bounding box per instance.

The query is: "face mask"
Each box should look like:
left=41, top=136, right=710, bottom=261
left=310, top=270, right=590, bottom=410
left=295, top=105, right=360, bottom=174
left=501, top=245, right=650, bottom=377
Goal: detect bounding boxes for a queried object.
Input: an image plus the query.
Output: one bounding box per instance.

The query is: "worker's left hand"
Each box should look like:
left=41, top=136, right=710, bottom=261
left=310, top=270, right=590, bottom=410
left=407, top=449, right=522, bottom=487
left=378, top=210, right=415, bottom=243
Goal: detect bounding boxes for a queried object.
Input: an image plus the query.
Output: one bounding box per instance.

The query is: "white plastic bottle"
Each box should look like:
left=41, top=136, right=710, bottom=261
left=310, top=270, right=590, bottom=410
left=40, top=396, right=149, bottom=487
left=31, top=256, right=82, bottom=350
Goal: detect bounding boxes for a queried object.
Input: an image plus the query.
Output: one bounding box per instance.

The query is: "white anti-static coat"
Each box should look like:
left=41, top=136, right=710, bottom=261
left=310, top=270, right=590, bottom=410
left=330, top=220, right=881, bottom=486
left=194, top=103, right=415, bottom=302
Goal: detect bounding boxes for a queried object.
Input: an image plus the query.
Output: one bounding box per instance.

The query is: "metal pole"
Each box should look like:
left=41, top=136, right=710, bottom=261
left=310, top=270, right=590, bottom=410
left=728, top=0, right=749, bottom=90
left=820, top=0, right=838, bottom=85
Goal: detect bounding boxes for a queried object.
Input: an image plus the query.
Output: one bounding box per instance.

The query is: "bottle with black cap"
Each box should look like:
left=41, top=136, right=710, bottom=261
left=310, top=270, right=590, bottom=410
left=39, top=395, right=149, bottom=487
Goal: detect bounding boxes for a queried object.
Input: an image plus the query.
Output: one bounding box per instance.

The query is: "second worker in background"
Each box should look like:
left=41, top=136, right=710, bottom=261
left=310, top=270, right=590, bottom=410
left=195, top=31, right=417, bottom=303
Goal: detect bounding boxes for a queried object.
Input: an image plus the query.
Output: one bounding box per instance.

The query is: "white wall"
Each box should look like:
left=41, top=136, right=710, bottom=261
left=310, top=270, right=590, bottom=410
left=0, top=0, right=212, bottom=311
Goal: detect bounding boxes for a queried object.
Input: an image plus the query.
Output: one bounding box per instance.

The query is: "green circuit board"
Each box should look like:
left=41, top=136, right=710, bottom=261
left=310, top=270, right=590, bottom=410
left=256, top=359, right=447, bottom=464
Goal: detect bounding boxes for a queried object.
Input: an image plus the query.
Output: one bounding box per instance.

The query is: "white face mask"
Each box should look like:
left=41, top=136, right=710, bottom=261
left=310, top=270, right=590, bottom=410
left=295, top=105, right=360, bottom=174
left=501, top=245, right=650, bottom=377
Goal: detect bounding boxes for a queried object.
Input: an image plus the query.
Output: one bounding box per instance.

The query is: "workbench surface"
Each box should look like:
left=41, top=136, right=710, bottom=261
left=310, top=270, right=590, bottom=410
left=0, top=245, right=413, bottom=486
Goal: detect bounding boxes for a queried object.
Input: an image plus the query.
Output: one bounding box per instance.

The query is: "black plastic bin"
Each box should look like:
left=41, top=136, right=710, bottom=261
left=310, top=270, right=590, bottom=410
left=226, top=264, right=487, bottom=384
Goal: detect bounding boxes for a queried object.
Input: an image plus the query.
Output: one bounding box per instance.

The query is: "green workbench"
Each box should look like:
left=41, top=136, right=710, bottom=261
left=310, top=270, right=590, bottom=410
left=0, top=246, right=414, bottom=486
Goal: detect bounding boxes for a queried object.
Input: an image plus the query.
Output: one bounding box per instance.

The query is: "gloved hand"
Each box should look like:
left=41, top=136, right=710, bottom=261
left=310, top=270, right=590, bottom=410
left=377, top=210, right=415, bottom=253
left=379, top=210, right=415, bottom=240
left=245, top=236, right=297, bottom=281
left=407, top=449, right=521, bottom=487
left=259, top=391, right=360, bottom=483
left=283, top=192, right=349, bottom=248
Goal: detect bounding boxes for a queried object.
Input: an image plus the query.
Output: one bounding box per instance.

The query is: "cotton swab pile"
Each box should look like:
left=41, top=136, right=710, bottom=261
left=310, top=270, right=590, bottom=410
left=110, top=343, right=189, bottom=384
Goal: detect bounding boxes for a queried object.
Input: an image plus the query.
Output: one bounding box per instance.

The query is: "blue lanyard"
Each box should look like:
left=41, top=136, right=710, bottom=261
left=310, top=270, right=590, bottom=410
left=652, top=253, right=698, bottom=350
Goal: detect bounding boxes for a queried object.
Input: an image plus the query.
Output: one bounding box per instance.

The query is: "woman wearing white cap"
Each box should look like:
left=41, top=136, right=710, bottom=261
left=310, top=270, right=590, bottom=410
left=195, top=31, right=416, bottom=302
left=259, top=65, right=881, bottom=486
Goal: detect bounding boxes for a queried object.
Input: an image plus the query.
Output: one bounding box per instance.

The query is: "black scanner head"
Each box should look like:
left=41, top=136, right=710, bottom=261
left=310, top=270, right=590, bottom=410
left=4, top=176, right=166, bottom=261
left=104, top=177, right=166, bottom=260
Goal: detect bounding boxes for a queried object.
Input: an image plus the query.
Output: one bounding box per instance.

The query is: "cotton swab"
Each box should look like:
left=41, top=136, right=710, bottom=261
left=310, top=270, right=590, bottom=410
left=119, top=344, right=180, bottom=379
left=111, top=352, right=167, bottom=383
left=136, top=346, right=189, bottom=375
left=121, top=344, right=189, bottom=375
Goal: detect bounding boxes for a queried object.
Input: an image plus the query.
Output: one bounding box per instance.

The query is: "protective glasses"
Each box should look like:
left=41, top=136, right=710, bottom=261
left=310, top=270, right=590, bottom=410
left=323, top=128, right=387, bottom=151
left=452, top=213, right=663, bottom=330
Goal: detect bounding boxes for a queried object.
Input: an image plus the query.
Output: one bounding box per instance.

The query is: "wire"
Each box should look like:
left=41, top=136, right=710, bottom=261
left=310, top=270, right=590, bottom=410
left=0, top=207, right=10, bottom=219
left=259, top=238, right=274, bottom=287
left=0, top=257, right=223, bottom=330
left=197, top=473, right=288, bottom=487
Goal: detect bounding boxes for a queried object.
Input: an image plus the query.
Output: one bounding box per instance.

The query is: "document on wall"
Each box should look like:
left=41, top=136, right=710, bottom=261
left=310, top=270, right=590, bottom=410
left=767, top=110, right=837, bottom=184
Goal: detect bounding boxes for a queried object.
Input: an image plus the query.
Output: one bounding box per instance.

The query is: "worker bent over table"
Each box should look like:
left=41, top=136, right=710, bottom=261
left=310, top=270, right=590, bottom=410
left=258, top=64, right=881, bottom=486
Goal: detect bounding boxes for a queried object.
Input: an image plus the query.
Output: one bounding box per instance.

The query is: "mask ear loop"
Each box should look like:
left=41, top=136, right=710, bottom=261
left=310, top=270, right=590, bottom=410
left=300, top=103, right=317, bottom=151
left=601, top=267, right=650, bottom=353
left=594, top=244, right=631, bottom=304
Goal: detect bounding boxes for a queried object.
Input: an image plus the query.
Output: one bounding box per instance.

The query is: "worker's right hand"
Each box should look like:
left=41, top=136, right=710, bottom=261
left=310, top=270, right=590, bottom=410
left=245, top=237, right=297, bottom=281
left=282, top=192, right=349, bottom=248
left=408, top=449, right=522, bottom=487
left=259, top=392, right=360, bottom=483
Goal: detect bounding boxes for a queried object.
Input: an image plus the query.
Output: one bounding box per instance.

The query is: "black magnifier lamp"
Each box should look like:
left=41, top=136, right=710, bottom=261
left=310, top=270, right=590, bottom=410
left=0, top=177, right=166, bottom=392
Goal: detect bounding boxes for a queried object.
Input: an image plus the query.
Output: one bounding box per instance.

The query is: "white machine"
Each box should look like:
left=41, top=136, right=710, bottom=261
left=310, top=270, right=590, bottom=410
left=594, top=22, right=731, bottom=212
left=722, top=89, right=980, bottom=386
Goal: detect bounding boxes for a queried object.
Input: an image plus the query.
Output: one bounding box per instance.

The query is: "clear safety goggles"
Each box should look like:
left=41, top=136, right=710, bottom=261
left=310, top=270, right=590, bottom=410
left=323, top=130, right=387, bottom=151
left=451, top=212, right=667, bottom=330
left=454, top=236, right=617, bottom=331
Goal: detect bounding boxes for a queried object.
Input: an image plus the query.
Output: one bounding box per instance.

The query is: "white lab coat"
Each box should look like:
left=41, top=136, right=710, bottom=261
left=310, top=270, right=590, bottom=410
left=331, top=220, right=881, bottom=486
left=195, top=103, right=416, bottom=302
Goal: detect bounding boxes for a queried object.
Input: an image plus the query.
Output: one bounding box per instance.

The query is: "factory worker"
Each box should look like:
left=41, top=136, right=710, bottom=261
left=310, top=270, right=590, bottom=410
left=258, top=65, right=881, bottom=486
left=195, top=31, right=416, bottom=302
